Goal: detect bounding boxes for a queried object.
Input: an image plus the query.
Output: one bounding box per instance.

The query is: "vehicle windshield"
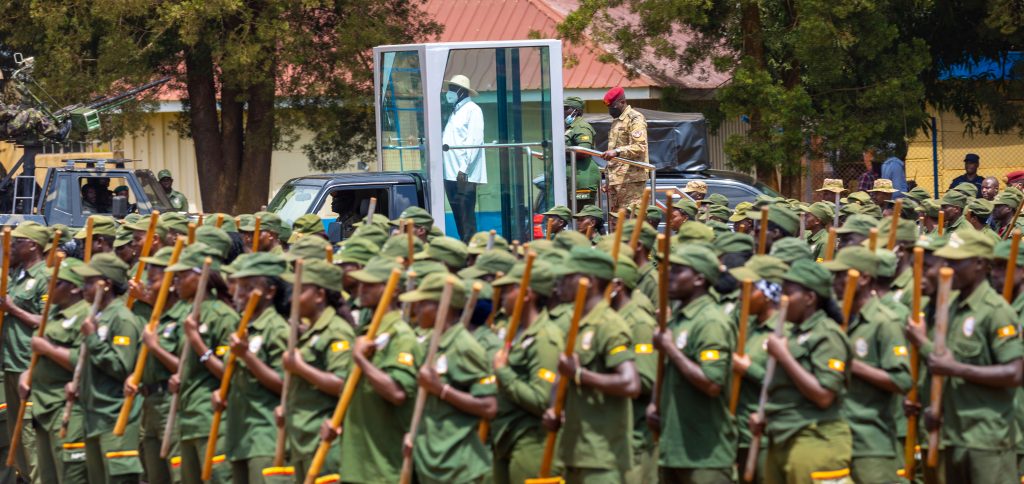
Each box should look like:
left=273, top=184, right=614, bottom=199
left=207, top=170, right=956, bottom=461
left=754, top=182, right=783, bottom=198
left=134, top=170, right=174, bottom=212
left=268, top=183, right=323, bottom=225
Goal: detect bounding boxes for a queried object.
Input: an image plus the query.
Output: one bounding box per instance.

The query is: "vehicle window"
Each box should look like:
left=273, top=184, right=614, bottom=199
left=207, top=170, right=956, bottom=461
left=267, top=184, right=322, bottom=226
left=393, top=184, right=418, bottom=217
left=754, top=182, right=783, bottom=198
left=705, top=183, right=757, bottom=208
left=134, top=170, right=174, bottom=212
left=78, top=176, right=138, bottom=215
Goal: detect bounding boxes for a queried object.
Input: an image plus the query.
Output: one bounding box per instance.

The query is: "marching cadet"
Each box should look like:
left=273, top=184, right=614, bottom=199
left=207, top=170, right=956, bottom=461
left=573, top=205, right=606, bottom=241
left=823, top=246, right=912, bottom=482
left=160, top=213, right=191, bottom=248
left=992, top=237, right=1024, bottom=481
left=803, top=202, right=834, bottom=261
left=993, top=189, right=1023, bottom=238
left=909, top=230, right=1024, bottom=482
left=752, top=260, right=853, bottom=484
left=0, top=221, right=54, bottom=479
left=24, top=257, right=91, bottom=484
left=731, top=202, right=756, bottom=235
left=331, top=257, right=416, bottom=483
left=125, top=246, right=182, bottom=484
left=541, top=206, right=573, bottom=238
left=174, top=247, right=240, bottom=484
left=490, top=260, right=564, bottom=484
left=400, top=273, right=498, bottom=483
left=239, top=214, right=287, bottom=254
left=70, top=253, right=145, bottom=483
left=214, top=253, right=289, bottom=482
left=835, top=215, right=877, bottom=250
left=623, top=220, right=659, bottom=306
left=599, top=87, right=649, bottom=213
left=113, top=227, right=140, bottom=268
left=939, top=189, right=970, bottom=233
left=964, top=198, right=1000, bottom=242
left=278, top=258, right=353, bottom=481
left=564, top=96, right=600, bottom=207
left=748, top=205, right=800, bottom=255
left=543, top=247, right=640, bottom=483
left=648, top=244, right=736, bottom=483
left=391, top=207, right=435, bottom=243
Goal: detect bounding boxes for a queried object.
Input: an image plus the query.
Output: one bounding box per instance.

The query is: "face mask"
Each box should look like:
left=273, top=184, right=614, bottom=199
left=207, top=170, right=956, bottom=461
left=609, top=107, right=623, bottom=118
left=445, top=91, right=459, bottom=104
left=564, top=114, right=576, bottom=126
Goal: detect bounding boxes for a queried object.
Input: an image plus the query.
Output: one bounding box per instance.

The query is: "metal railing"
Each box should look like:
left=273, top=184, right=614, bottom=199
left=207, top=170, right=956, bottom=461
left=567, top=146, right=657, bottom=227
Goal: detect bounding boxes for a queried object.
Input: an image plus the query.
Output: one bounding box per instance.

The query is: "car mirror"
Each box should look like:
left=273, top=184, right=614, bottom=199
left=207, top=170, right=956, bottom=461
left=327, top=221, right=343, bottom=244
left=111, top=196, right=128, bottom=219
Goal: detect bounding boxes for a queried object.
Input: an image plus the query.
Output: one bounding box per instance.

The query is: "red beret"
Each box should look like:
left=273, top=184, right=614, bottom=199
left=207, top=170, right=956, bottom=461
left=1007, top=170, right=1024, bottom=184
left=603, top=86, right=625, bottom=106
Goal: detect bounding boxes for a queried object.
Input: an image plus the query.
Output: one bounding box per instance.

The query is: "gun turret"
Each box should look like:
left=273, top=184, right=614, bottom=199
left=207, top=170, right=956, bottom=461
left=53, top=77, right=171, bottom=134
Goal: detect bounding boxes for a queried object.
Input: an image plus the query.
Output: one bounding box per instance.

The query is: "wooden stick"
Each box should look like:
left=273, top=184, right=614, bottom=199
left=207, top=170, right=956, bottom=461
left=652, top=233, right=670, bottom=442
left=937, top=211, right=945, bottom=236
left=537, top=277, right=590, bottom=479
left=1005, top=199, right=1024, bottom=239
left=486, top=230, right=496, bottom=250
left=584, top=225, right=593, bottom=241
left=187, top=222, right=197, bottom=244
left=306, top=268, right=403, bottom=483
left=486, top=272, right=504, bottom=330
left=252, top=217, right=262, bottom=253
left=460, top=283, right=482, bottom=329
left=903, top=247, right=924, bottom=480
left=365, top=197, right=377, bottom=225
left=729, top=279, right=753, bottom=415
left=60, top=280, right=106, bottom=438
left=887, top=200, right=903, bottom=250
left=824, top=228, right=837, bottom=262
left=7, top=253, right=64, bottom=465
left=868, top=228, right=879, bottom=251
left=840, top=269, right=861, bottom=332
left=45, top=229, right=62, bottom=268
left=757, top=206, right=769, bottom=255
left=502, top=254, right=536, bottom=351
left=744, top=296, right=790, bottom=483
left=664, top=190, right=675, bottom=236
left=114, top=237, right=185, bottom=436
left=126, top=211, right=160, bottom=309
left=397, top=276, right=458, bottom=484
left=84, top=216, right=94, bottom=263
left=545, top=218, right=554, bottom=241
left=161, top=258, right=214, bottom=457
left=406, top=219, right=415, bottom=268
left=215, top=214, right=225, bottom=228
left=1003, top=231, right=1021, bottom=303
left=401, top=270, right=417, bottom=324
left=926, top=267, right=954, bottom=467
left=202, top=290, right=262, bottom=480
left=834, top=192, right=841, bottom=228
left=274, top=260, right=304, bottom=466
left=511, top=240, right=521, bottom=259
left=629, top=188, right=651, bottom=250
left=604, top=209, right=626, bottom=301
left=197, top=213, right=204, bottom=226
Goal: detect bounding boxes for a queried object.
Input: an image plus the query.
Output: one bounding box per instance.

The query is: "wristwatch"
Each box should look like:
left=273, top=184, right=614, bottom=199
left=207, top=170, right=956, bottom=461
left=199, top=348, right=214, bottom=363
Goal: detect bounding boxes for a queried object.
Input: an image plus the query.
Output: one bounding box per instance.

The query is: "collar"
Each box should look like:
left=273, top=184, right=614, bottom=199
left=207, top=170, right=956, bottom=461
left=681, top=294, right=715, bottom=320
left=617, top=105, right=634, bottom=121
left=308, top=306, right=337, bottom=333
left=452, top=97, right=471, bottom=113
left=250, top=305, right=283, bottom=331
left=579, top=300, right=612, bottom=328
left=798, top=309, right=828, bottom=333
left=958, top=280, right=991, bottom=311
left=56, top=298, right=90, bottom=317
left=439, top=321, right=466, bottom=349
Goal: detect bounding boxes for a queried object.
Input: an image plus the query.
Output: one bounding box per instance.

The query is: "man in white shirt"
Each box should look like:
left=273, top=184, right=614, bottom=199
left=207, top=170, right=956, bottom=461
left=442, top=74, right=486, bottom=241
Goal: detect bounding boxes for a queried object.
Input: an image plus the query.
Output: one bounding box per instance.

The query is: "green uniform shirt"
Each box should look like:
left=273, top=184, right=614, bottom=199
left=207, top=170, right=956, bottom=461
left=558, top=302, right=635, bottom=472
left=340, top=310, right=419, bottom=484
left=941, top=281, right=1024, bottom=450
left=226, top=306, right=288, bottom=461
left=3, top=260, right=50, bottom=372
left=472, top=325, right=502, bottom=362
left=808, top=228, right=830, bottom=262
left=620, top=292, right=657, bottom=454
left=32, top=299, right=91, bottom=426
left=168, top=190, right=188, bottom=212
left=841, top=296, right=912, bottom=458
left=659, top=294, right=737, bottom=468
left=284, top=306, right=354, bottom=455
left=492, top=316, right=563, bottom=457
left=141, top=300, right=186, bottom=386
left=765, top=309, right=851, bottom=444
left=77, top=298, right=143, bottom=438
left=178, top=299, right=239, bottom=441
left=736, top=315, right=782, bottom=447
left=1010, top=292, right=1024, bottom=454
left=636, top=263, right=659, bottom=307
left=566, top=117, right=600, bottom=194
left=413, top=324, right=496, bottom=483
left=544, top=303, right=573, bottom=335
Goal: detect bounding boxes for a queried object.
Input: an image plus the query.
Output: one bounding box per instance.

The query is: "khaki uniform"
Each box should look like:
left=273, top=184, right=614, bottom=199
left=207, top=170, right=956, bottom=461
left=606, top=106, right=648, bottom=212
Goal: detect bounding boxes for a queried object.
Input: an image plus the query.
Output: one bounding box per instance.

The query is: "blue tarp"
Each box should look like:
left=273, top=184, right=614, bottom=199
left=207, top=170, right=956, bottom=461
left=941, top=52, right=1023, bottom=80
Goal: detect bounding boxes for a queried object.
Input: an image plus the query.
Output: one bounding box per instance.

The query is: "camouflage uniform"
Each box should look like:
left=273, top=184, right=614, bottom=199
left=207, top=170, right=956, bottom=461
left=606, top=105, right=648, bottom=213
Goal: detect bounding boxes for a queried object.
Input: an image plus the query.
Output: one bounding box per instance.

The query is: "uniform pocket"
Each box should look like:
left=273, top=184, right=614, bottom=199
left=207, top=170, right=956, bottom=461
left=950, top=337, right=983, bottom=362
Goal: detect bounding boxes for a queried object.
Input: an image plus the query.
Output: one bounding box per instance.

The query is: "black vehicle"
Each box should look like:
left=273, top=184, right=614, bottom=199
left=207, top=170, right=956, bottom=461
left=655, top=169, right=782, bottom=208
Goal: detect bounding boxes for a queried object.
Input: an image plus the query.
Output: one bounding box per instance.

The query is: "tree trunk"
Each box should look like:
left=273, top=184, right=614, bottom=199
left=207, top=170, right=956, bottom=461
left=740, top=0, right=776, bottom=189
left=184, top=43, right=234, bottom=212
left=220, top=83, right=244, bottom=205
left=235, top=67, right=277, bottom=213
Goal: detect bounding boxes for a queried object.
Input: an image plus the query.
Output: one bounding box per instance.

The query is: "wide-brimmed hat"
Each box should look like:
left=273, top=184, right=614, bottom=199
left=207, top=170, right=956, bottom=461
left=443, top=75, right=478, bottom=97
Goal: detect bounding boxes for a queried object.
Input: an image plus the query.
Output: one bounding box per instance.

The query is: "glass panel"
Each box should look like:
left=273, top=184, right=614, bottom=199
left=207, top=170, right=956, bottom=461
left=267, top=183, right=322, bottom=225
left=379, top=51, right=426, bottom=174
left=77, top=176, right=137, bottom=214
left=134, top=170, right=173, bottom=212
left=439, top=46, right=552, bottom=242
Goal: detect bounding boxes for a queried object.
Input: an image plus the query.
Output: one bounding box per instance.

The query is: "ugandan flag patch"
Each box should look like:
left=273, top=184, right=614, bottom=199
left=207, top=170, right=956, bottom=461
left=331, top=340, right=350, bottom=353
left=537, top=368, right=556, bottom=383
left=479, top=375, right=496, bottom=385
left=997, top=325, right=1017, bottom=339
left=700, top=350, right=720, bottom=361
left=112, top=336, right=131, bottom=346
left=315, top=475, right=340, bottom=484
left=105, top=450, right=139, bottom=459
left=635, top=344, right=653, bottom=355
left=397, top=352, right=414, bottom=366
left=893, top=346, right=908, bottom=357
left=215, top=346, right=229, bottom=357
left=828, top=359, right=846, bottom=372
left=262, top=467, right=295, bottom=477
left=609, top=345, right=628, bottom=356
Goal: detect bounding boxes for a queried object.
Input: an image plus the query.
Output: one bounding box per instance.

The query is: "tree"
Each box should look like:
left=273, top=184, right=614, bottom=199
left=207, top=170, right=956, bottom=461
left=560, top=0, right=932, bottom=193
left=0, top=0, right=441, bottom=212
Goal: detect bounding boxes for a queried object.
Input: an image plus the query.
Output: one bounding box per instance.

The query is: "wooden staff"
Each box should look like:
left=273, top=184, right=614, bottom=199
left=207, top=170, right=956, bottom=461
left=1003, top=231, right=1021, bottom=302
left=460, top=283, right=482, bottom=329
left=84, top=216, right=95, bottom=263
left=7, top=253, right=64, bottom=465
left=365, top=197, right=377, bottom=225
left=160, top=257, right=213, bottom=457
left=60, top=280, right=106, bottom=438
left=325, top=245, right=334, bottom=264
left=729, top=279, right=753, bottom=415
left=1005, top=199, right=1024, bottom=239
left=306, top=268, right=403, bottom=483
left=45, top=229, right=62, bottom=268
left=629, top=188, right=652, bottom=250
left=215, top=213, right=225, bottom=228
left=652, top=233, right=670, bottom=441
left=584, top=226, right=593, bottom=240
left=511, top=240, right=521, bottom=259
left=126, top=211, right=160, bottom=309
left=501, top=254, right=536, bottom=351
left=401, top=270, right=418, bottom=324
left=114, top=237, right=186, bottom=436
left=187, top=222, right=197, bottom=244
left=274, top=260, right=303, bottom=466
left=545, top=218, right=554, bottom=240
left=197, top=213, right=204, bottom=226
left=744, top=295, right=790, bottom=483
left=834, top=192, right=841, bottom=228
left=926, top=267, right=954, bottom=467
left=604, top=209, right=627, bottom=301
left=406, top=219, right=415, bottom=267
left=757, top=206, right=769, bottom=255
left=839, top=269, right=861, bottom=332
left=534, top=278, right=590, bottom=481
left=903, top=247, right=924, bottom=479
left=937, top=211, right=945, bottom=236
left=824, top=228, right=837, bottom=262
left=252, top=217, right=262, bottom=253
left=887, top=200, right=903, bottom=250
left=486, top=271, right=504, bottom=330
left=202, top=290, right=262, bottom=480
left=397, top=276, right=457, bottom=484
left=664, top=191, right=675, bottom=235
left=486, top=230, right=496, bottom=250
left=868, top=228, right=879, bottom=251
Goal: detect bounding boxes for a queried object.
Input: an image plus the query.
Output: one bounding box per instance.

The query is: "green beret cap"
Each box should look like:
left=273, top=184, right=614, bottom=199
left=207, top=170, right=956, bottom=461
left=379, top=234, right=419, bottom=260
left=493, top=259, right=556, bottom=297
left=940, top=190, right=969, bottom=209
left=140, top=246, right=176, bottom=267
left=158, top=169, right=173, bottom=180
left=75, top=215, right=118, bottom=239
left=458, top=250, right=517, bottom=280
left=252, top=213, right=286, bottom=236
left=806, top=201, right=835, bottom=225
left=399, top=272, right=467, bottom=309
left=675, top=221, right=715, bottom=244
left=769, top=237, right=813, bottom=264
left=57, top=257, right=86, bottom=288
left=614, top=254, right=640, bottom=289
left=12, top=221, right=51, bottom=247
left=125, top=215, right=169, bottom=238
left=714, top=232, right=754, bottom=255
left=284, top=236, right=331, bottom=263
left=282, top=259, right=343, bottom=290
left=113, top=227, right=133, bottom=248
left=729, top=255, right=788, bottom=284
left=848, top=191, right=872, bottom=204
left=47, top=224, right=74, bottom=252
left=675, top=199, right=698, bottom=218
left=748, top=205, right=800, bottom=235
left=410, top=259, right=448, bottom=278
left=426, top=226, right=444, bottom=243
left=875, top=249, right=898, bottom=278
left=542, top=205, right=573, bottom=223
left=934, top=229, right=995, bottom=260
left=467, top=231, right=509, bottom=255
left=668, top=244, right=720, bottom=284
left=415, top=237, right=468, bottom=269
left=526, top=239, right=555, bottom=256
left=994, top=189, right=1023, bottom=208
left=839, top=202, right=863, bottom=218
left=337, top=238, right=381, bottom=265
left=919, top=199, right=941, bottom=218
left=351, top=214, right=391, bottom=229
left=72, top=253, right=129, bottom=285
left=195, top=226, right=232, bottom=260
left=573, top=205, right=605, bottom=219
left=622, top=220, right=657, bottom=251
left=875, top=219, right=918, bottom=244
left=289, top=214, right=325, bottom=244
left=782, top=259, right=832, bottom=298
left=564, top=96, right=585, bottom=110
left=167, top=243, right=222, bottom=273
left=646, top=206, right=664, bottom=225
left=227, top=252, right=287, bottom=278
left=703, top=204, right=731, bottom=222
left=915, top=233, right=949, bottom=252
left=158, top=212, right=189, bottom=235
left=822, top=245, right=880, bottom=276
left=966, top=198, right=994, bottom=218
left=903, top=186, right=931, bottom=202
left=552, top=247, right=615, bottom=281
left=352, top=224, right=389, bottom=248
left=861, top=202, right=882, bottom=219
left=837, top=214, right=879, bottom=236
left=995, top=238, right=1024, bottom=266
left=729, top=202, right=753, bottom=222
left=390, top=207, right=434, bottom=228
left=349, top=256, right=403, bottom=284
left=951, top=182, right=978, bottom=198
left=203, top=213, right=238, bottom=233
left=553, top=230, right=591, bottom=251
left=707, top=193, right=729, bottom=207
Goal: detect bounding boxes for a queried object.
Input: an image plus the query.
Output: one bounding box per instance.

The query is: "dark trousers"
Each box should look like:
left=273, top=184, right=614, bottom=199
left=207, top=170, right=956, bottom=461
left=444, top=179, right=478, bottom=241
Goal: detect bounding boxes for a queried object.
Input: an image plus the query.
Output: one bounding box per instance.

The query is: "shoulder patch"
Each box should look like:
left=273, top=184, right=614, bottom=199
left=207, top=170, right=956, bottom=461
left=827, top=358, right=846, bottom=372
left=537, top=368, right=556, bottom=383
left=699, top=350, right=720, bottom=361
left=215, top=345, right=229, bottom=357
left=893, top=345, right=908, bottom=356
left=397, top=352, right=414, bottom=366
left=479, top=375, right=496, bottom=385
left=330, top=340, right=350, bottom=352
left=112, top=336, right=131, bottom=346
left=635, top=343, right=653, bottom=355
left=631, top=129, right=644, bottom=139
left=997, top=324, right=1017, bottom=339
left=609, top=345, right=628, bottom=356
